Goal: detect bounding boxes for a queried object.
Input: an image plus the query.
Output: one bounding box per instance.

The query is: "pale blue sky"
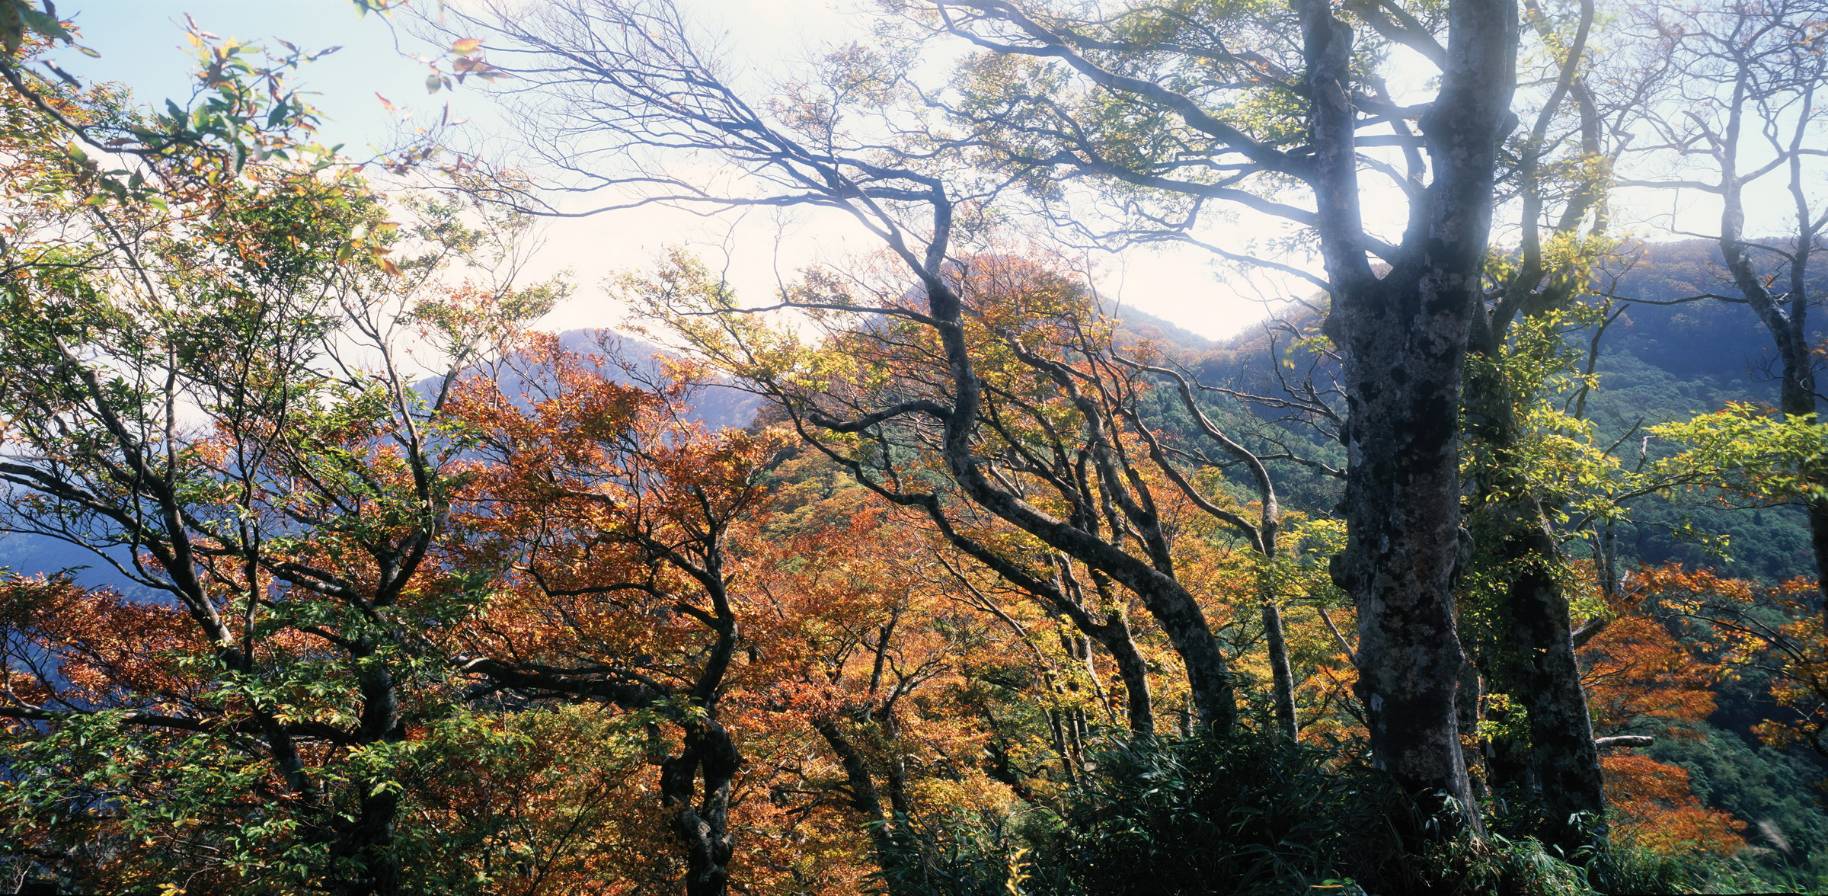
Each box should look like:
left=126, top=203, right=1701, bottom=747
left=36, top=2, right=1795, bottom=340
left=46, top=1, right=949, bottom=336
left=52, top=2, right=428, bottom=153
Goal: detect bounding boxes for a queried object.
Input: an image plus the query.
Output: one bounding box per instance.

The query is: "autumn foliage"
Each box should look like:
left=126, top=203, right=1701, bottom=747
left=6, top=3, right=1828, bottom=895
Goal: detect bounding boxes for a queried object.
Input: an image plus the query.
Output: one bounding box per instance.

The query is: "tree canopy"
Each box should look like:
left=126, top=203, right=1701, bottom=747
left=1, top=1, right=1826, bottom=894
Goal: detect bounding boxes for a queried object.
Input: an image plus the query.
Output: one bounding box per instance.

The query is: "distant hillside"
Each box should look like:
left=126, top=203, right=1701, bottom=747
left=1108, top=303, right=1218, bottom=352
left=1169, top=239, right=1824, bottom=582
left=543, top=329, right=763, bottom=431
left=0, top=329, right=761, bottom=591
left=1603, top=239, right=1822, bottom=380
left=4, top=244, right=1816, bottom=584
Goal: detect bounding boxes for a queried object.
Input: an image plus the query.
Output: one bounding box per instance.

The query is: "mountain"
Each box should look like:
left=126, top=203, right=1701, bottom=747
left=1108, top=303, right=1219, bottom=352
left=1170, top=239, right=1824, bottom=583
left=543, top=329, right=763, bottom=431
left=0, top=329, right=762, bottom=591
left=4, top=243, right=1817, bottom=584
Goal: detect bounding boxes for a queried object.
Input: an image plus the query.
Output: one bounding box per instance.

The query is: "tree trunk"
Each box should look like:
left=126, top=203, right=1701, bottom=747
left=1144, top=583, right=1239, bottom=732
left=1462, top=336, right=1607, bottom=855
left=1491, top=511, right=1606, bottom=854
left=1094, top=615, right=1156, bottom=736
left=1052, top=574, right=1156, bottom=736
left=661, top=721, right=741, bottom=896
left=1332, top=296, right=1481, bottom=830
left=1776, top=355, right=1828, bottom=623
left=814, top=719, right=923, bottom=896
left=331, top=652, right=405, bottom=896
left=1764, top=317, right=1828, bottom=629
left=1262, top=601, right=1298, bottom=740
left=333, top=791, right=403, bottom=896
left=1456, top=661, right=1490, bottom=803
left=1330, top=262, right=1498, bottom=834
left=1298, top=0, right=1514, bottom=833
left=1808, top=501, right=1828, bottom=628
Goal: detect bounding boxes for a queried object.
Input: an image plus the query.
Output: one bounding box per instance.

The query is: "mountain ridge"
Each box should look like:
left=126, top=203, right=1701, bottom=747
left=4, top=241, right=1819, bottom=586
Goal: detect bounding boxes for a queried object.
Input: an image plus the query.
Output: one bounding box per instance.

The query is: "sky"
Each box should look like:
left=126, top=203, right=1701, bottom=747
left=48, top=0, right=1313, bottom=341
left=42, top=1, right=1788, bottom=341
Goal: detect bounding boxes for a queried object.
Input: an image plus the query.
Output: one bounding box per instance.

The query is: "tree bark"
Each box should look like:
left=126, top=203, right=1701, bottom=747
left=814, top=719, right=924, bottom=896
left=1809, top=501, right=1828, bottom=628
left=1099, top=618, right=1157, bottom=736
left=1127, top=356, right=1294, bottom=739
left=662, top=721, right=741, bottom=896
left=1494, top=513, right=1606, bottom=853
left=1310, top=0, right=1516, bottom=834
left=1054, top=568, right=1156, bottom=735
left=333, top=791, right=403, bottom=896
left=1774, top=343, right=1828, bottom=623
left=1262, top=602, right=1299, bottom=740
left=1331, top=275, right=1482, bottom=830
left=1723, top=248, right=1828, bottom=621
left=330, top=648, right=406, bottom=896
left=1462, top=330, right=1607, bottom=854
left=1139, top=581, right=1238, bottom=733
left=1456, top=661, right=1490, bottom=803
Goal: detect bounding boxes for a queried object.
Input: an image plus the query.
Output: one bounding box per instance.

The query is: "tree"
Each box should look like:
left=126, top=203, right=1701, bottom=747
left=0, top=21, right=557, bottom=890
left=625, top=250, right=1332, bottom=740
left=875, top=0, right=1527, bottom=829
left=11, top=0, right=1825, bottom=891
left=1626, top=564, right=1828, bottom=764
left=748, top=461, right=1033, bottom=894
left=1622, top=0, right=1828, bottom=618
left=1447, top=0, right=1626, bottom=851
left=444, top=334, right=786, bottom=896
left=1575, top=564, right=1749, bottom=857
left=414, top=0, right=1537, bottom=839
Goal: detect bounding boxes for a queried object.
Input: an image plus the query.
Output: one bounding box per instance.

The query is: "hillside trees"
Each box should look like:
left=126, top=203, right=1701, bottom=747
left=440, top=335, right=789, bottom=896
left=0, top=26, right=559, bottom=892
left=886, top=0, right=1714, bottom=855
left=749, top=463, right=1040, bottom=894
left=1633, top=564, right=1828, bottom=764
left=1571, top=563, right=1803, bottom=858
left=1623, top=0, right=1828, bottom=616
left=426, top=0, right=1536, bottom=838
left=6, top=0, right=1828, bottom=891
left=431, top=0, right=1255, bottom=735
left=436, top=333, right=1062, bottom=895
left=627, top=251, right=1339, bottom=739
left=880, top=0, right=1526, bottom=828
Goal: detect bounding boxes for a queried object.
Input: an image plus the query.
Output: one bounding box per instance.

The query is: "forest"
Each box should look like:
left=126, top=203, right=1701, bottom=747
left=0, top=0, right=1826, bottom=893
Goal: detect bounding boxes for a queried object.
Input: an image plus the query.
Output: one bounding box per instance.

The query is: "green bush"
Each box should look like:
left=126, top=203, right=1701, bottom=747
left=1010, top=732, right=1720, bottom=896
left=1018, top=733, right=1412, bottom=895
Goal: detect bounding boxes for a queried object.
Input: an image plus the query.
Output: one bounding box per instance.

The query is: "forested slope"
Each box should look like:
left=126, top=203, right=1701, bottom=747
left=6, top=0, right=1828, bottom=893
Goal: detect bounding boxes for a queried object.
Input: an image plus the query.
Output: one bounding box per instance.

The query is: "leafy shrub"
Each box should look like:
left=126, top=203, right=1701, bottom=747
left=1009, top=732, right=1721, bottom=896
left=1019, top=733, right=1412, bottom=896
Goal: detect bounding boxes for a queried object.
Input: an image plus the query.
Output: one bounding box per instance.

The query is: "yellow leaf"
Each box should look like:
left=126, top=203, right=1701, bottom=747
left=451, top=38, right=482, bottom=54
